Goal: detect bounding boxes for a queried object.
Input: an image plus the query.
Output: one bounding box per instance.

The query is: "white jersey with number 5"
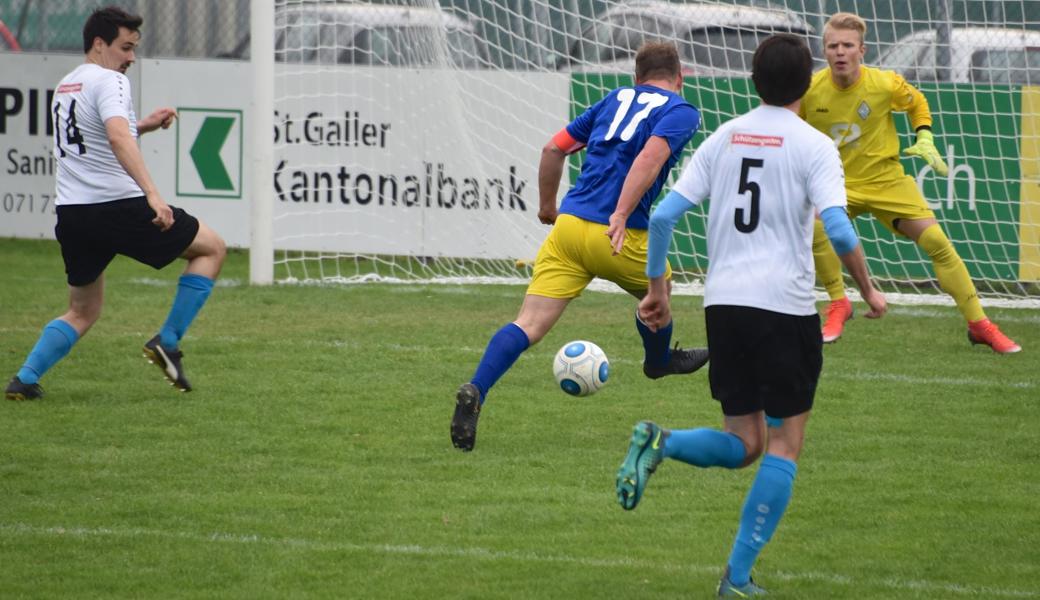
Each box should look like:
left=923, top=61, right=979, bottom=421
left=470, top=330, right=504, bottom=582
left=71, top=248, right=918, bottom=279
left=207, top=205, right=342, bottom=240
left=672, top=104, right=847, bottom=316
left=52, top=63, right=143, bottom=206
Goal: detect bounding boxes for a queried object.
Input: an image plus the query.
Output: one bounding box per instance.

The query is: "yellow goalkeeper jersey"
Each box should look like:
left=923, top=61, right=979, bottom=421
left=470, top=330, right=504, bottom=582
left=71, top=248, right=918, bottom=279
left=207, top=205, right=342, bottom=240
left=799, top=65, right=932, bottom=185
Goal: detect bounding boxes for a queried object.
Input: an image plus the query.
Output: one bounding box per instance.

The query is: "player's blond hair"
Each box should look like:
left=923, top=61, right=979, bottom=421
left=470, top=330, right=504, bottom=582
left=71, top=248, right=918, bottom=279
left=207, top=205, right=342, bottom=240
left=824, top=12, right=867, bottom=44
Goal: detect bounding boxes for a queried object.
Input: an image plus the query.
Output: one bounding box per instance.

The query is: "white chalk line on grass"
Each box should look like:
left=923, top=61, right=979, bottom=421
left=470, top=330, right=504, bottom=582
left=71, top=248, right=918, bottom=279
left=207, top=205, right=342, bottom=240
left=1, top=523, right=1036, bottom=598
left=825, top=370, right=1035, bottom=389
left=186, top=338, right=1035, bottom=390
left=127, top=274, right=1040, bottom=310
left=888, top=306, right=1040, bottom=324
left=2, top=331, right=1026, bottom=390
left=129, top=277, right=242, bottom=288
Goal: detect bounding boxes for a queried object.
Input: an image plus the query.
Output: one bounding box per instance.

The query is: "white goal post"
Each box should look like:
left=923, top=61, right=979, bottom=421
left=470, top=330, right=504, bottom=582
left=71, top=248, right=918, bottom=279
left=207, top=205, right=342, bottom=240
left=250, top=0, right=1040, bottom=306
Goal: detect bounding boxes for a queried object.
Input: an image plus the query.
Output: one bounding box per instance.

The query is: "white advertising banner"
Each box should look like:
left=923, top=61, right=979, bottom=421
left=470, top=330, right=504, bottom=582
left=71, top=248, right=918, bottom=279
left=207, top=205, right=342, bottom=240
left=140, top=58, right=252, bottom=247
left=2, top=54, right=571, bottom=261
left=271, top=66, right=569, bottom=261
left=0, top=54, right=251, bottom=245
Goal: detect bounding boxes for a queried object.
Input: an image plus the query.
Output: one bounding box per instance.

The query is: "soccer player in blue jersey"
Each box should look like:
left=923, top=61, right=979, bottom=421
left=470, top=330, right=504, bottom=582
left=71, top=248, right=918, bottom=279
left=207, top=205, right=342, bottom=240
left=450, top=42, right=707, bottom=452
left=615, top=34, right=885, bottom=597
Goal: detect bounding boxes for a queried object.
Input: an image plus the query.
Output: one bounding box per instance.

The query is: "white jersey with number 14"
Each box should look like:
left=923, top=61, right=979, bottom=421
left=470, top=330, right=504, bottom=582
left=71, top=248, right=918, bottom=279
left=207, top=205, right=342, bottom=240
left=672, top=104, right=847, bottom=316
left=52, top=63, right=143, bottom=206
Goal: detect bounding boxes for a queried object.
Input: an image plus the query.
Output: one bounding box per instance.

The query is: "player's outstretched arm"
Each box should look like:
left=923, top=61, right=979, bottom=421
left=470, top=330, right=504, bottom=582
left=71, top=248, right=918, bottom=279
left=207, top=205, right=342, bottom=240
left=638, top=276, right=671, bottom=332
left=821, top=206, right=886, bottom=318
left=106, top=116, right=173, bottom=230
left=537, top=140, right=567, bottom=225
left=638, top=190, right=692, bottom=331
left=607, top=136, right=672, bottom=255
left=839, top=245, right=886, bottom=318
left=138, top=107, right=177, bottom=134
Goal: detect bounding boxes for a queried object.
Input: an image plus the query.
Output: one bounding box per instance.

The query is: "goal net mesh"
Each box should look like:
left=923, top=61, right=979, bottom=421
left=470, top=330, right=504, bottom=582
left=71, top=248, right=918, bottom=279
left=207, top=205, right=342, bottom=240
left=269, top=0, right=1040, bottom=305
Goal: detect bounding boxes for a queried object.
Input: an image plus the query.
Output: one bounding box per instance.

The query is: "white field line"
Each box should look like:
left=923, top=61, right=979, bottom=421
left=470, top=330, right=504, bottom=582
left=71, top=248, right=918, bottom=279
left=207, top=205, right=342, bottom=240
left=825, top=370, right=1035, bottom=389
left=1, top=523, right=1036, bottom=598
left=127, top=272, right=1031, bottom=311
left=458, top=349, right=1035, bottom=390
left=128, top=337, right=1029, bottom=390
left=885, top=306, right=1040, bottom=324
left=128, top=278, right=242, bottom=287
left=0, top=331, right=1026, bottom=390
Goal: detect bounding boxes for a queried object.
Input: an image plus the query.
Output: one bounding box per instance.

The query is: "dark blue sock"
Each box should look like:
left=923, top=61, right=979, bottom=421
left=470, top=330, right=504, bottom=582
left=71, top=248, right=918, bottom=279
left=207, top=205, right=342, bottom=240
left=470, top=322, right=530, bottom=404
left=159, top=274, right=214, bottom=351
left=17, top=319, right=80, bottom=384
left=663, top=428, right=746, bottom=468
left=635, top=310, right=672, bottom=366
left=726, top=454, right=798, bottom=586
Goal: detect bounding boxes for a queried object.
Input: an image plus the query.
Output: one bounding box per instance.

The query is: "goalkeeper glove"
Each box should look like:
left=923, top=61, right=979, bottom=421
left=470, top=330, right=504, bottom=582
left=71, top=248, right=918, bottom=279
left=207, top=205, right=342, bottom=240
left=902, top=129, right=948, bottom=176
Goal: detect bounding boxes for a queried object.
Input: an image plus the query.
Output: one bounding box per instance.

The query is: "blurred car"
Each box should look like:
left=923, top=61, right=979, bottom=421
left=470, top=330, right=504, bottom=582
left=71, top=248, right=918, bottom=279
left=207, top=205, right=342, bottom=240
left=223, top=2, right=492, bottom=69
left=0, top=18, right=21, bottom=51
left=560, top=0, right=819, bottom=76
left=876, top=27, right=1040, bottom=84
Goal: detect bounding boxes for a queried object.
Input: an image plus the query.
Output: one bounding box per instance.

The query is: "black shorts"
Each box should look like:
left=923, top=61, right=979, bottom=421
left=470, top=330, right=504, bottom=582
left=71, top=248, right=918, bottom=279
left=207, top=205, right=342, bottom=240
left=705, top=304, right=823, bottom=419
left=55, top=197, right=200, bottom=286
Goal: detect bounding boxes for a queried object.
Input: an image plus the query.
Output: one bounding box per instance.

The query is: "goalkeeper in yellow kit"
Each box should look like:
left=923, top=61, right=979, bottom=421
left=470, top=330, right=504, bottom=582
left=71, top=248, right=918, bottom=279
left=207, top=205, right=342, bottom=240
left=801, top=12, right=1020, bottom=353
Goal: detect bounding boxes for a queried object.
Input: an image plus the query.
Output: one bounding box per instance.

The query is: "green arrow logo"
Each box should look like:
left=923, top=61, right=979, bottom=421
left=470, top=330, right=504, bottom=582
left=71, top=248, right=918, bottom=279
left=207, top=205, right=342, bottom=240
left=189, top=116, right=235, bottom=190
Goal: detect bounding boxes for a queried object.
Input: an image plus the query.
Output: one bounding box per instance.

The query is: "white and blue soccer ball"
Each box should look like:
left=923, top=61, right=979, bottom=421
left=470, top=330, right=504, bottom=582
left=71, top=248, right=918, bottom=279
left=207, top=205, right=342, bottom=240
left=553, top=340, right=609, bottom=397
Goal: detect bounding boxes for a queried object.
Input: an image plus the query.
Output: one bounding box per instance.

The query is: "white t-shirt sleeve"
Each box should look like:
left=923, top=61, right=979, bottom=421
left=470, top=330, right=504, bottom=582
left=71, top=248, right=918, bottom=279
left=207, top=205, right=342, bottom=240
left=672, top=133, right=716, bottom=206
left=94, top=71, right=133, bottom=125
left=806, top=133, right=847, bottom=213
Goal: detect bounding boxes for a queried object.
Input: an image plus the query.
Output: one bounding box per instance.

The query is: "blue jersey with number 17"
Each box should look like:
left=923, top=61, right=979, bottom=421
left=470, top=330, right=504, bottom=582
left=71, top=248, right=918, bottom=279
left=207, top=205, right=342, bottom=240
left=559, top=84, right=700, bottom=229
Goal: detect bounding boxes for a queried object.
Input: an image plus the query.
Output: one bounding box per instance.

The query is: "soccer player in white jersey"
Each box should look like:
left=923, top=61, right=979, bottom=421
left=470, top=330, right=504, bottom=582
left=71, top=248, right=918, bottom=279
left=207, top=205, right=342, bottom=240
left=5, top=6, right=226, bottom=400
left=613, top=34, right=886, bottom=597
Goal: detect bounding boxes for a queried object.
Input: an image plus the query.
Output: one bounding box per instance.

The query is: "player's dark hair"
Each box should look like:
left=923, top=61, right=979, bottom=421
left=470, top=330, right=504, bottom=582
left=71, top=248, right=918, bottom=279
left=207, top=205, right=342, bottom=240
left=751, top=34, right=812, bottom=106
left=82, top=6, right=143, bottom=54
left=635, top=41, right=681, bottom=83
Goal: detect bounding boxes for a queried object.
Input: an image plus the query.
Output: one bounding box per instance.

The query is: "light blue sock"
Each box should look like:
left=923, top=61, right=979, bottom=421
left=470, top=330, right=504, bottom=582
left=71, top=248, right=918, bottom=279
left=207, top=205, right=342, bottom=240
left=726, top=454, right=798, bottom=586
left=470, top=322, right=530, bottom=404
left=159, top=273, right=214, bottom=351
left=635, top=311, right=672, bottom=366
left=17, top=319, right=80, bottom=384
left=664, top=428, right=746, bottom=468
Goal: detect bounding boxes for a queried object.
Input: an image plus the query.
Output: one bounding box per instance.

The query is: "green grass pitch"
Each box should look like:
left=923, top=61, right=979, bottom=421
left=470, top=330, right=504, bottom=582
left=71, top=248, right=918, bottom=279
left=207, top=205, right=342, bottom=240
left=1, top=237, right=1037, bottom=599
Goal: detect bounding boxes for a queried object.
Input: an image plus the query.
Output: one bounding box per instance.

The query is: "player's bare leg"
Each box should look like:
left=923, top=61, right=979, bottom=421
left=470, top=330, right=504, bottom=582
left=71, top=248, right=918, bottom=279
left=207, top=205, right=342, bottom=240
left=452, top=295, right=570, bottom=451
left=718, top=412, right=807, bottom=597
left=6, top=278, right=102, bottom=401
left=144, top=221, right=228, bottom=392
left=181, top=221, right=226, bottom=279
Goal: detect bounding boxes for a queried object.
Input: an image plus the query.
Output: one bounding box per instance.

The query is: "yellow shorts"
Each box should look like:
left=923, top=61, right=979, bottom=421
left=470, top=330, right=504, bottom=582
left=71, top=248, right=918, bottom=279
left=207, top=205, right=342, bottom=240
left=526, top=213, right=670, bottom=299
left=847, top=175, right=936, bottom=235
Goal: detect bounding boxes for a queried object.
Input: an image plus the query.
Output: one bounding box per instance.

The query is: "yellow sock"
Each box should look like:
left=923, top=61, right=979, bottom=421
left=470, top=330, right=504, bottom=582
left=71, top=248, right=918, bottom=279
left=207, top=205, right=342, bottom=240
left=917, top=224, right=985, bottom=322
left=813, top=218, right=846, bottom=301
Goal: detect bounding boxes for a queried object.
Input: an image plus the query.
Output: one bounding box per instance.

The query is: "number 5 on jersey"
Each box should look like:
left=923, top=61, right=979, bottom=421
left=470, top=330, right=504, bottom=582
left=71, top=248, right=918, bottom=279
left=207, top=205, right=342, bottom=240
left=735, top=157, right=763, bottom=233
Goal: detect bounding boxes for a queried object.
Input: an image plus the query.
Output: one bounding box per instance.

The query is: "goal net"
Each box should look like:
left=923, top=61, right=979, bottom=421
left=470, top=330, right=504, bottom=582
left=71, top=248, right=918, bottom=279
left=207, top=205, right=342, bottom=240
left=263, top=0, right=1040, bottom=305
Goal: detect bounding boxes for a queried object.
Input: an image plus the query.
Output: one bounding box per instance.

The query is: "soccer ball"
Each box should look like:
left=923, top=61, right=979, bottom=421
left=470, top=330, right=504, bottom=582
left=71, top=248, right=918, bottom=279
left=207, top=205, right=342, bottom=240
left=553, top=340, right=609, bottom=397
